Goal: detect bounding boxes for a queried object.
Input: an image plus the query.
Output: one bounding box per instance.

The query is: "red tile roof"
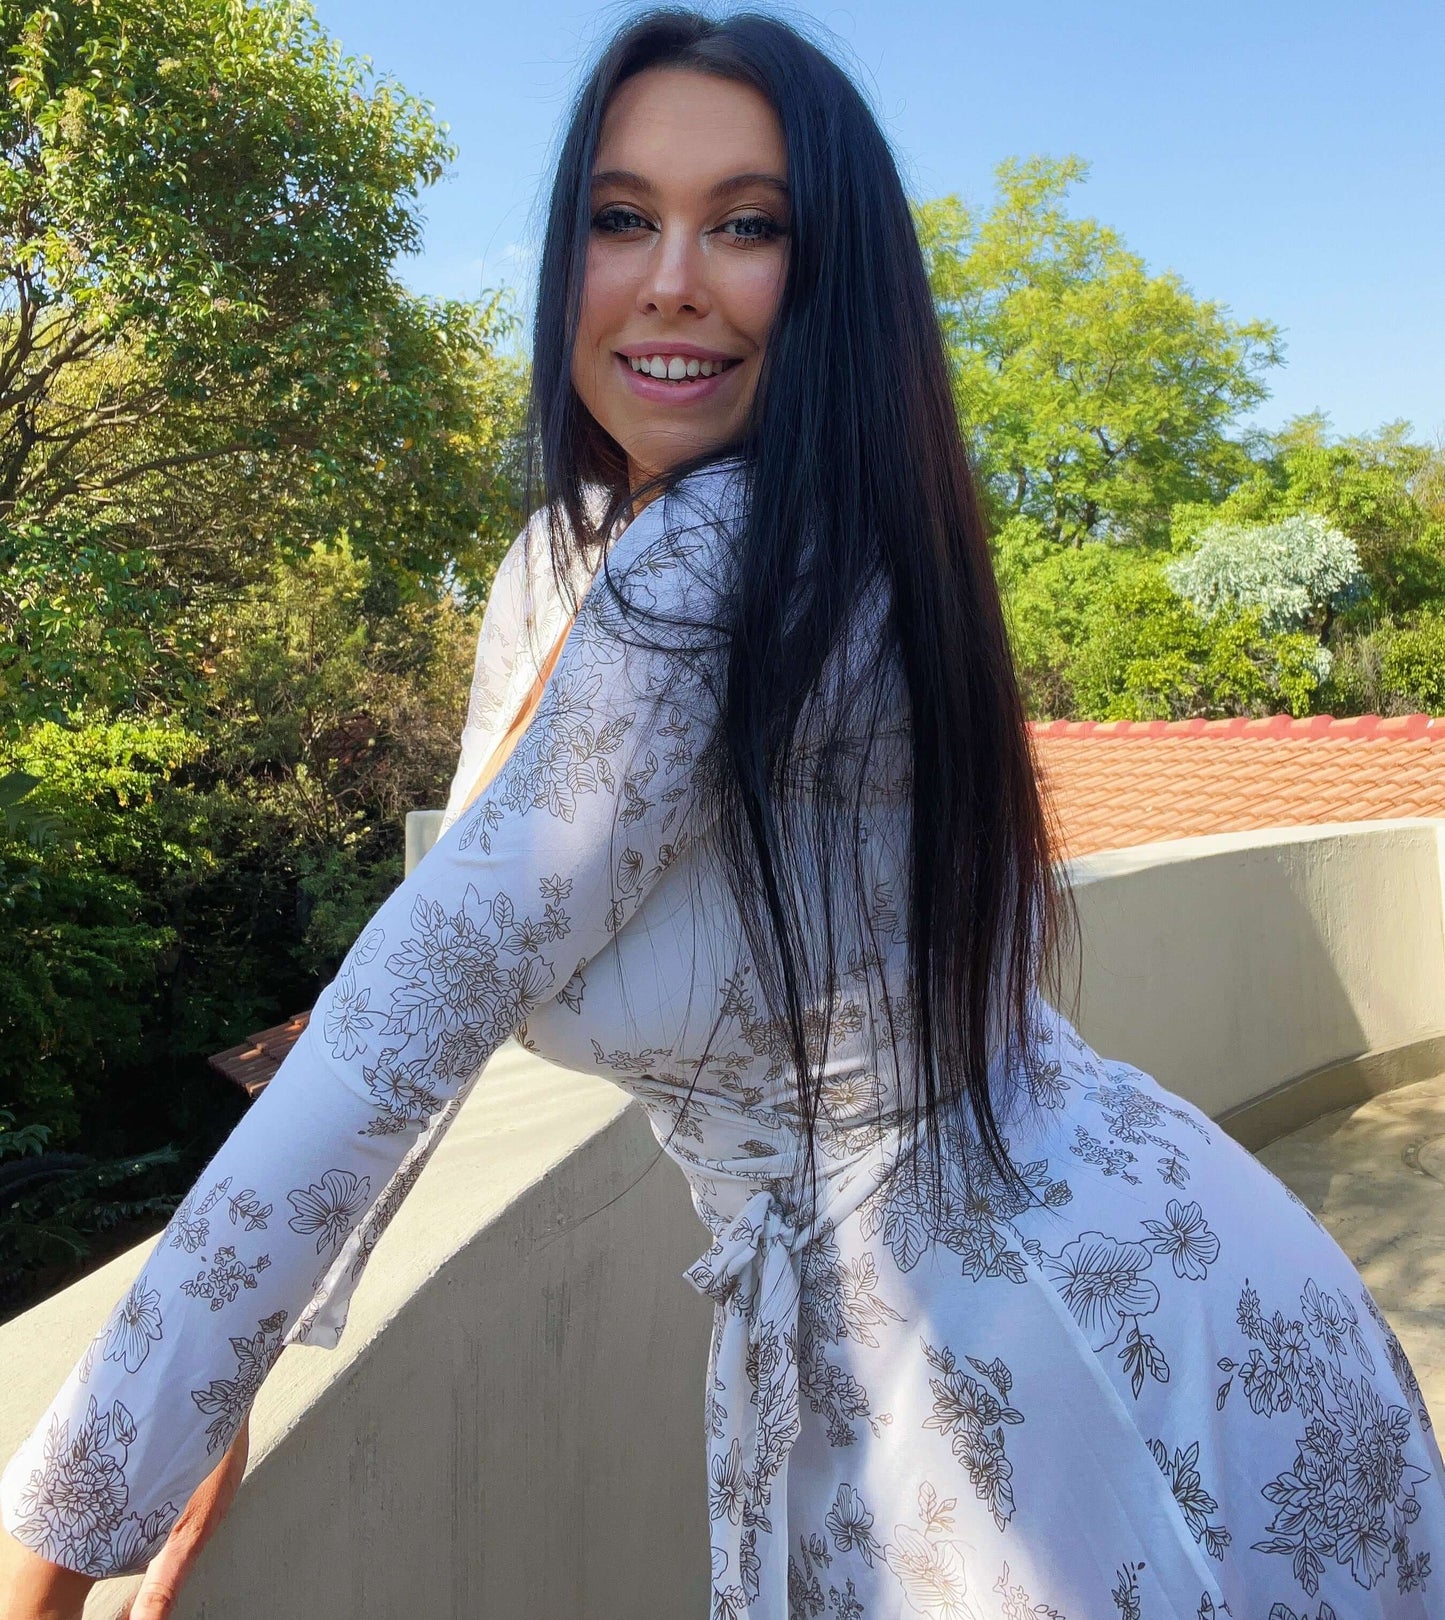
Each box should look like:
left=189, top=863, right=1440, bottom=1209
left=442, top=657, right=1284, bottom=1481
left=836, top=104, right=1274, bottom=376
left=210, top=713, right=1445, bottom=1094
left=1031, top=712, right=1445, bottom=860
left=208, top=1013, right=311, bottom=1097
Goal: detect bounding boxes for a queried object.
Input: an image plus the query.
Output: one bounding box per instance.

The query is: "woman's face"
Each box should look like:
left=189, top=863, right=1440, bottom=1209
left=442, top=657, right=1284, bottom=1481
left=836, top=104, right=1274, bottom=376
left=571, top=67, right=790, bottom=490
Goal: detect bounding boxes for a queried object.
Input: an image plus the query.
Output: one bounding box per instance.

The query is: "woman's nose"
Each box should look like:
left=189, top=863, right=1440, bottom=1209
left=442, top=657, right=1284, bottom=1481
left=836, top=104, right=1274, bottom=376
left=634, top=223, right=711, bottom=318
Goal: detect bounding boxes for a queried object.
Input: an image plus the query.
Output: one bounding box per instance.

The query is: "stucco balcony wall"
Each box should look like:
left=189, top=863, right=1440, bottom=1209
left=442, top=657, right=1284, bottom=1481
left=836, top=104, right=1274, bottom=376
left=2, top=817, right=1442, bottom=1618
left=1057, top=817, right=1445, bottom=1141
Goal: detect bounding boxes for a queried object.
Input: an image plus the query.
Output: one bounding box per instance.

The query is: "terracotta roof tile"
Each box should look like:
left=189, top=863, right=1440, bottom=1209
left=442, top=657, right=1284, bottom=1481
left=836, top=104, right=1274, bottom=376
left=1031, top=712, right=1445, bottom=860
left=208, top=1013, right=311, bottom=1097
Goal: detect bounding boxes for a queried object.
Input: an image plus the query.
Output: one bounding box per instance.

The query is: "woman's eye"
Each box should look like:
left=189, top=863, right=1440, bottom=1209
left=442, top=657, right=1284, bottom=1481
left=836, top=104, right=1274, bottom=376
left=720, top=214, right=786, bottom=245
left=590, top=207, right=787, bottom=245
left=591, top=206, right=652, bottom=234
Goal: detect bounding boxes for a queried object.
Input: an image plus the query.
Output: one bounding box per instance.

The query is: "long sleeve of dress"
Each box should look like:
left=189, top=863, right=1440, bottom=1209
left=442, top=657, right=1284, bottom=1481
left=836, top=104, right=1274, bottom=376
left=0, top=468, right=735, bottom=1580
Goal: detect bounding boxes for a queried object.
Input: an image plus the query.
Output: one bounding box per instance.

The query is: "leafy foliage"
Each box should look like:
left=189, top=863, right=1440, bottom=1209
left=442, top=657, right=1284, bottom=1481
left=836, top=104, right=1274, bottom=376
left=994, top=517, right=1328, bottom=720
left=189, top=536, right=483, bottom=965
left=1322, top=609, right=1445, bottom=717
left=0, top=720, right=196, bottom=1137
left=1183, top=415, right=1445, bottom=617
left=1380, top=612, right=1445, bottom=713
left=0, top=1105, right=181, bottom=1318
left=916, top=156, right=1280, bottom=547
left=0, top=0, right=521, bottom=1313
left=1065, top=565, right=1327, bottom=721
left=1165, top=513, right=1367, bottom=637
left=921, top=158, right=1444, bottom=720
left=1, top=0, right=528, bottom=739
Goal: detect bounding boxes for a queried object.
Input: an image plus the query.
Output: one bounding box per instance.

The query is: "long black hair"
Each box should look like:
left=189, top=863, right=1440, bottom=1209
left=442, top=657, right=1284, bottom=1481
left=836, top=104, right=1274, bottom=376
left=520, top=5, right=1074, bottom=1212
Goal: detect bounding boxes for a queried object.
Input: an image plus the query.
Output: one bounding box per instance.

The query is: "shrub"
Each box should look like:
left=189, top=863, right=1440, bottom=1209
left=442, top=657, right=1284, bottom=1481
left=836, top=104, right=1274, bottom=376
left=1165, top=512, right=1367, bottom=635
left=1378, top=612, right=1445, bottom=713
left=0, top=721, right=205, bottom=1139
left=1066, top=563, right=1327, bottom=720
left=0, top=1106, right=181, bottom=1319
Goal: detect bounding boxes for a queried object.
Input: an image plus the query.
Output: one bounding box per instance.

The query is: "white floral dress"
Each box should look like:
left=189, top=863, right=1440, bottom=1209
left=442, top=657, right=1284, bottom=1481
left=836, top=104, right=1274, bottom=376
left=4, top=459, right=1443, bottom=1620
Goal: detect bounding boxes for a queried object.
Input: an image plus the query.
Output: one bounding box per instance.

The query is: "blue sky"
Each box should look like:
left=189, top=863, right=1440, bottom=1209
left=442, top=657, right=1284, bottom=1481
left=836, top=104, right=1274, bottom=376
left=309, top=0, right=1443, bottom=443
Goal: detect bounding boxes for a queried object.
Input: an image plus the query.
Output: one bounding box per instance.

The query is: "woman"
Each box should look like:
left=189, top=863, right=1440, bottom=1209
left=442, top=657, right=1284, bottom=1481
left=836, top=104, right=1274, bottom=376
left=4, top=10, right=1442, bottom=1618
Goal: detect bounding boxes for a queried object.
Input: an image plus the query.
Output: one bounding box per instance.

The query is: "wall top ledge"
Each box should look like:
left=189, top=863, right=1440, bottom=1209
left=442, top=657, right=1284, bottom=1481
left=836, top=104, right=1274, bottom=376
left=1062, top=815, right=1445, bottom=886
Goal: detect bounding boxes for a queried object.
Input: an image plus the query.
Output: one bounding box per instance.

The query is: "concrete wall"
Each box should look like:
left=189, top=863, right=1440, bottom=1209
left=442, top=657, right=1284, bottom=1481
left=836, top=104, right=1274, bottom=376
left=5, top=1044, right=716, bottom=1619
left=1058, top=818, right=1445, bottom=1122
left=405, top=808, right=445, bottom=879
left=2, top=817, right=1442, bottom=1617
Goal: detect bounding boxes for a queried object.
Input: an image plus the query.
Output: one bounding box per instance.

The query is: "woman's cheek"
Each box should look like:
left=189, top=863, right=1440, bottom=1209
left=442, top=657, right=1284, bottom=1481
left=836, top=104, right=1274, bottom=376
left=727, top=257, right=787, bottom=338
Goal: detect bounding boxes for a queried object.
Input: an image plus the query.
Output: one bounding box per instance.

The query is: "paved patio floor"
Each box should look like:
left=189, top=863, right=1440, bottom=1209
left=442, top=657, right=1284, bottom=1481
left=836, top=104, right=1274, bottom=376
left=1256, top=1071, right=1445, bottom=1428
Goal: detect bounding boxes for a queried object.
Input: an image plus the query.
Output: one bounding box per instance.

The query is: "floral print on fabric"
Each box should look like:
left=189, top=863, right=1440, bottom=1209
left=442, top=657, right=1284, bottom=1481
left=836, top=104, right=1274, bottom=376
left=920, top=1343, right=1024, bottom=1532
left=5, top=1396, right=179, bottom=1578
left=1218, top=1277, right=1435, bottom=1596
left=2, top=459, right=1441, bottom=1613
left=674, top=996, right=1441, bottom=1617
left=189, top=1308, right=290, bottom=1456
left=101, top=1278, right=165, bottom=1374
left=0, top=467, right=735, bottom=1579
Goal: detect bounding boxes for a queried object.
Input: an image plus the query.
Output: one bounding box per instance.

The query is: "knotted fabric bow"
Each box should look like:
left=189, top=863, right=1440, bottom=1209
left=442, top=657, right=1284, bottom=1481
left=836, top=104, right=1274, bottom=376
left=684, top=1185, right=805, bottom=1616
left=680, top=1113, right=931, bottom=1618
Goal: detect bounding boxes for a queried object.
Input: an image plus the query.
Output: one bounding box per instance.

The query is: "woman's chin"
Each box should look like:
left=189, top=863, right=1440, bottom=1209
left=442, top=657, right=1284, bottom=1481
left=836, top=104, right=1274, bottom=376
left=621, top=428, right=735, bottom=482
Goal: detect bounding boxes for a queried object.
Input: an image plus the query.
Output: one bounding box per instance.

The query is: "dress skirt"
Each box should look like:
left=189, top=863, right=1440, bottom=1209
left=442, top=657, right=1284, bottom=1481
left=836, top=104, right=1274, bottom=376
left=682, top=1001, right=1445, bottom=1620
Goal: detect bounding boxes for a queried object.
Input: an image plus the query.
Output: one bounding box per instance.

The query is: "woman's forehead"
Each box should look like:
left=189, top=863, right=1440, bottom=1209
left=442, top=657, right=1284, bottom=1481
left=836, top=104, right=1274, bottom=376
left=594, top=68, right=786, bottom=181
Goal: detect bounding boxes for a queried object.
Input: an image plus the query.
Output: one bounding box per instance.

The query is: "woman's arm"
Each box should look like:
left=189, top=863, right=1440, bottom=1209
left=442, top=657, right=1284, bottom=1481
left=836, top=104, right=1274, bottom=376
left=444, top=506, right=623, bottom=833
left=0, top=465, right=734, bottom=1582
left=0, top=1537, right=95, bottom=1620
left=441, top=518, right=536, bottom=830
left=455, top=608, right=579, bottom=820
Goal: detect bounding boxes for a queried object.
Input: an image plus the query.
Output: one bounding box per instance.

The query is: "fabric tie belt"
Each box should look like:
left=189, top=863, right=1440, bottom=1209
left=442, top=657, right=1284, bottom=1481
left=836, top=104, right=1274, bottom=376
left=681, top=1119, right=928, bottom=1617
left=684, top=1186, right=804, bottom=1615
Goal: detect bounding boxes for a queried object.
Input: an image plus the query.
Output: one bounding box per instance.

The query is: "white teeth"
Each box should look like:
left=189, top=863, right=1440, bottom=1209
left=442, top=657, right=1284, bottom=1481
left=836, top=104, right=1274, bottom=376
left=626, top=353, right=735, bottom=381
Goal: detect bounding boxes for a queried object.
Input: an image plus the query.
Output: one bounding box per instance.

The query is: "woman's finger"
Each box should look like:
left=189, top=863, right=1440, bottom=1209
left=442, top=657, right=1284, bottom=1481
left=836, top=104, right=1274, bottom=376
left=119, top=1420, right=249, bottom=1619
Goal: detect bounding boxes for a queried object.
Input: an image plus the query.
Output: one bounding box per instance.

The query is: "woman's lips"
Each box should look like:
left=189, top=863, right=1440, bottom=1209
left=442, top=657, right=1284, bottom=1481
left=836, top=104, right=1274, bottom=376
left=615, top=352, right=741, bottom=403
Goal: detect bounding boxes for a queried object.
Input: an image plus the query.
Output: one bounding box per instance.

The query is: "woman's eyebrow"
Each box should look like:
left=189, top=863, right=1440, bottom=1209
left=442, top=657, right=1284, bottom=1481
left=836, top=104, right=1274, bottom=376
left=589, top=168, right=790, bottom=199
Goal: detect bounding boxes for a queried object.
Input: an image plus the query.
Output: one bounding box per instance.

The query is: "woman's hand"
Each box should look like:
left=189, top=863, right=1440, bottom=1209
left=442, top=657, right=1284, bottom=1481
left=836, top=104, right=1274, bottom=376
left=1, top=1416, right=253, bottom=1620
left=118, top=1415, right=250, bottom=1620
left=0, top=1533, right=95, bottom=1620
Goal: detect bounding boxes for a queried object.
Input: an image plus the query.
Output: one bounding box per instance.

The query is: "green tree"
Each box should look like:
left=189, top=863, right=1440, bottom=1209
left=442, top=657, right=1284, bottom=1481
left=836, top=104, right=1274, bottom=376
left=1379, top=612, right=1445, bottom=712
left=915, top=156, right=1282, bottom=547
left=0, top=0, right=529, bottom=1310
left=0, top=538, right=484, bottom=1139
left=0, top=718, right=206, bottom=1138
left=1066, top=563, right=1326, bottom=721
left=193, top=536, right=482, bottom=966
left=994, top=517, right=1326, bottom=720
left=1322, top=609, right=1445, bottom=717
left=1, top=0, right=527, bottom=732
left=1165, top=513, right=1367, bottom=638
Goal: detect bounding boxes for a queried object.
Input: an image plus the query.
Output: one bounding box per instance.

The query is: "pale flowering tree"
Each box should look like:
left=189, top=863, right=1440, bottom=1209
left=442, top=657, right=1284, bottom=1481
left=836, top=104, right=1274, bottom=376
left=1165, top=513, right=1368, bottom=640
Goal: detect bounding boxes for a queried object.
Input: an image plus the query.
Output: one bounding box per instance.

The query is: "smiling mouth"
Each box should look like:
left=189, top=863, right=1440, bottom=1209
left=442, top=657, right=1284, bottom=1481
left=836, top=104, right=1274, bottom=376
left=620, top=353, right=742, bottom=382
